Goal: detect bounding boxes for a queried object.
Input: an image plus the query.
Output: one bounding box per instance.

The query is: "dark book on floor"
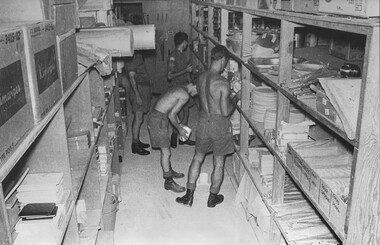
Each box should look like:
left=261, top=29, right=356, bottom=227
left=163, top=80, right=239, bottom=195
left=19, top=203, right=57, bottom=220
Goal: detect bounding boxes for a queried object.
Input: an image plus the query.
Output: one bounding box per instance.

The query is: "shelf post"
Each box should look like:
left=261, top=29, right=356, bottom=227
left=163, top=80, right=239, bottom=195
left=0, top=185, right=11, bottom=245
left=346, top=26, right=380, bottom=245
left=220, top=9, right=228, bottom=46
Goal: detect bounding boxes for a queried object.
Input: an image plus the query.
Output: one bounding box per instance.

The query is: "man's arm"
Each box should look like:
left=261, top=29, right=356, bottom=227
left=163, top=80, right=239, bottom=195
left=167, top=57, right=192, bottom=81
left=129, top=71, right=142, bottom=105
left=220, top=83, right=239, bottom=117
left=167, top=95, right=190, bottom=139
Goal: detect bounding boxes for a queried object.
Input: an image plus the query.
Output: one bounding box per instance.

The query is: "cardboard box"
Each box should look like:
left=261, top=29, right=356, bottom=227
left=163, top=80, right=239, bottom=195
left=319, top=180, right=332, bottom=216
left=329, top=191, right=347, bottom=233
left=0, top=0, right=75, bottom=22
left=57, top=31, right=78, bottom=92
left=22, top=21, right=62, bottom=123
left=300, top=162, right=311, bottom=192
left=0, top=24, right=34, bottom=166
left=291, top=153, right=303, bottom=181
left=53, top=3, right=78, bottom=36
left=281, top=0, right=319, bottom=13
left=329, top=35, right=365, bottom=61
left=316, top=90, right=337, bottom=122
left=309, top=169, right=321, bottom=201
left=319, top=0, right=379, bottom=17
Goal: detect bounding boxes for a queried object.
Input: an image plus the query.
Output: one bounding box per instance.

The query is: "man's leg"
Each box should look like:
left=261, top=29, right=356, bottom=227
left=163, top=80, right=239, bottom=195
left=208, top=155, right=226, bottom=207
left=176, top=151, right=206, bottom=207
left=161, top=147, right=185, bottom=193
left=131, top=111, right=150, bottom=155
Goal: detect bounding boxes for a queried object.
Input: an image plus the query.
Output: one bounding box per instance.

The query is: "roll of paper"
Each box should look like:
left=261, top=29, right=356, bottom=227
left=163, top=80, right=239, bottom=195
left=128, top=24, right=156, bottom=50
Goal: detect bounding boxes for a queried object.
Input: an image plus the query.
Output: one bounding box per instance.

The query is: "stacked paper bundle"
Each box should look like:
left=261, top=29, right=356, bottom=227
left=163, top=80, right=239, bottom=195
left=67, top=130, right=91, bottom=150
left=263, top=109, right=276, bottom=130
left=276, top=120, right=315, bottom=151
left=13, top=190, right=72, bottom=245
left=17, top=173, right=65, bottom=205
left=251, top=87, right=277, bottom=123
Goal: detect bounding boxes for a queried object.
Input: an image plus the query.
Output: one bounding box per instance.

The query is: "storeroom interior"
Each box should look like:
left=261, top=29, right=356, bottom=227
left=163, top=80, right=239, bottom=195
left=0, top=0, right=378, bottom=245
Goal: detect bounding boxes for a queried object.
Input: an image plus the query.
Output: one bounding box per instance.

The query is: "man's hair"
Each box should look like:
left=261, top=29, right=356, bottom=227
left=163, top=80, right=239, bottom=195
left=211, top=45, right=229, bottom=61
left=174, top=32, right=188, bottom=46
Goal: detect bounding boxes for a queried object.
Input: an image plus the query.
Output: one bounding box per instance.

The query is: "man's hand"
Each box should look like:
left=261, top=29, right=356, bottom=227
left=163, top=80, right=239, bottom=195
left=186, top=64, right=193, bottom=73
left=178, top=126, right=189, bottom=141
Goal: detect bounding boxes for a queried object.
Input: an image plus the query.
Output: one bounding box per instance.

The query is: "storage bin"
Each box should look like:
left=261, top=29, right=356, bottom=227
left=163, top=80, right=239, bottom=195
left=22, top=21, right=63, bottom=123
left=0, top=24, right=34, bottom=167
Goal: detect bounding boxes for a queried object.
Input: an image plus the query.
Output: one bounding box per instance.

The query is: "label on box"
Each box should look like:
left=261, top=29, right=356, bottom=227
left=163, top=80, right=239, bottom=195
left=300, top=162, right=311, bottom=192
left=292, top=153, right=303, bottom=180
left=319, top=181, right=332, bottom=216
left=309, top=169, right=321, bottom=201
left=330, top=192, right=347, bottom=233
left=34, top=45, right=59, bottom=94
left=0, top=61, right=27, bottom=127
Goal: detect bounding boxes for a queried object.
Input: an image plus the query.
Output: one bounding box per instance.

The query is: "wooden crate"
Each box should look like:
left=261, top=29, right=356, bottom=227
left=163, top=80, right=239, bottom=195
left=53, top=3, right=79, bottom=36
left=0, top=24, right=34, bottom=167
left=57, top=30, right=78, bottom=92
left=22, top=21, right=62, bottom=123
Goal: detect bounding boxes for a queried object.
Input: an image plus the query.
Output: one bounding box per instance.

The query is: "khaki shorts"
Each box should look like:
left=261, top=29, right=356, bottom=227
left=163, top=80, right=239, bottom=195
left=195, top=113, right=234, bottom=156
left=147, top=109, right=171, bottom=149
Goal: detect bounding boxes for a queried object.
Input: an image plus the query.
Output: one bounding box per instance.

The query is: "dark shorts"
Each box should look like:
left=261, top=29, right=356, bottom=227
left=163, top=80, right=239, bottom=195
left=130, top=78, right=152, bottom=113
left=147, top=109, right=171, bottom=148
left=195, top=113, right=234, bottom=156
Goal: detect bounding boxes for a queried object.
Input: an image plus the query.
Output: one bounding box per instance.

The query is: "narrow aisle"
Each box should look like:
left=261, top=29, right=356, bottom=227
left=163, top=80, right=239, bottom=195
left=114, top=106, right=259, bottom=245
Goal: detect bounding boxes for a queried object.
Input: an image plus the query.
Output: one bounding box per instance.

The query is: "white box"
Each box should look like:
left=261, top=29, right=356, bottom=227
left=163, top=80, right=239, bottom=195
left=23, top=21, right=62, bottom=122
left=0, top=24, right=34, bottom=166
left=319, top=0, right=379, bottom=17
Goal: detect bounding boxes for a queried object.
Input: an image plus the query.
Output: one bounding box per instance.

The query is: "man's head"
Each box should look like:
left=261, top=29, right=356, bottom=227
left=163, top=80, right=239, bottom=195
left=186, top=83, right=197, bottom=97
left=211, top=45, right=229, bottom=73
left=174, top=32, right=189, bottom=51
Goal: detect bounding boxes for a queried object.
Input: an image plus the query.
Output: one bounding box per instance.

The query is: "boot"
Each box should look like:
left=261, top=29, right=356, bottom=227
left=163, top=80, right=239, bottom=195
left=207, top=192, right=224, bottom=208
left=170, top=169, right=185, bottom=179
left=131, top=143, right=150, bottom=155
left=138, top=141, right=150, bottom=149
left=164, top=178, right=185, bottom=193
left=170, top=132, right=177, bottom=148
left=176, top=189, right=195, bottom=207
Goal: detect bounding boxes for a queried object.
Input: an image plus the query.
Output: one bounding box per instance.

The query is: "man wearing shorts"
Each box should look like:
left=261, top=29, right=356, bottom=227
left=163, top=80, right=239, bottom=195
left=167, top=31, right=196, bottom=148
left=147, top=84, right=197, bottom=193
left=176, top=45, right=240, bottom=207
left=126, top=50, right=152, bottom=155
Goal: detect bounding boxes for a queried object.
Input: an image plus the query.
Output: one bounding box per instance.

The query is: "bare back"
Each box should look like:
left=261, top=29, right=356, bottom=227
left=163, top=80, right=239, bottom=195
left=154, top=86, right=189, bottom=115
left=197, top=71, right=231, bottom=117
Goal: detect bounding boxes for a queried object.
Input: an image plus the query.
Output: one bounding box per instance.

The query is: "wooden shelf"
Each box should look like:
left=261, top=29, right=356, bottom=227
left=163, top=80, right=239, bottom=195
left=236, top=106, right=348, bottom=241
left=190, top=48, right=207, bottom=68
left=192, top=23, right=359, bottom=147
left=192, top=0, right=379, bottom=34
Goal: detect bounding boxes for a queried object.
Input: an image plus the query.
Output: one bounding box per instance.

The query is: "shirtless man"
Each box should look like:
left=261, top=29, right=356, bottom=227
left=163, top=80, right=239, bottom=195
left=176, top=45, right=240, bottom=207
left=147, top=84, right=198, bottom=193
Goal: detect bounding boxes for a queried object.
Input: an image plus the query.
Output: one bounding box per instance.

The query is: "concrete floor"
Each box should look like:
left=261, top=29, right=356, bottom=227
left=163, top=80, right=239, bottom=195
left=114, top=104, right=259, bottom=245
